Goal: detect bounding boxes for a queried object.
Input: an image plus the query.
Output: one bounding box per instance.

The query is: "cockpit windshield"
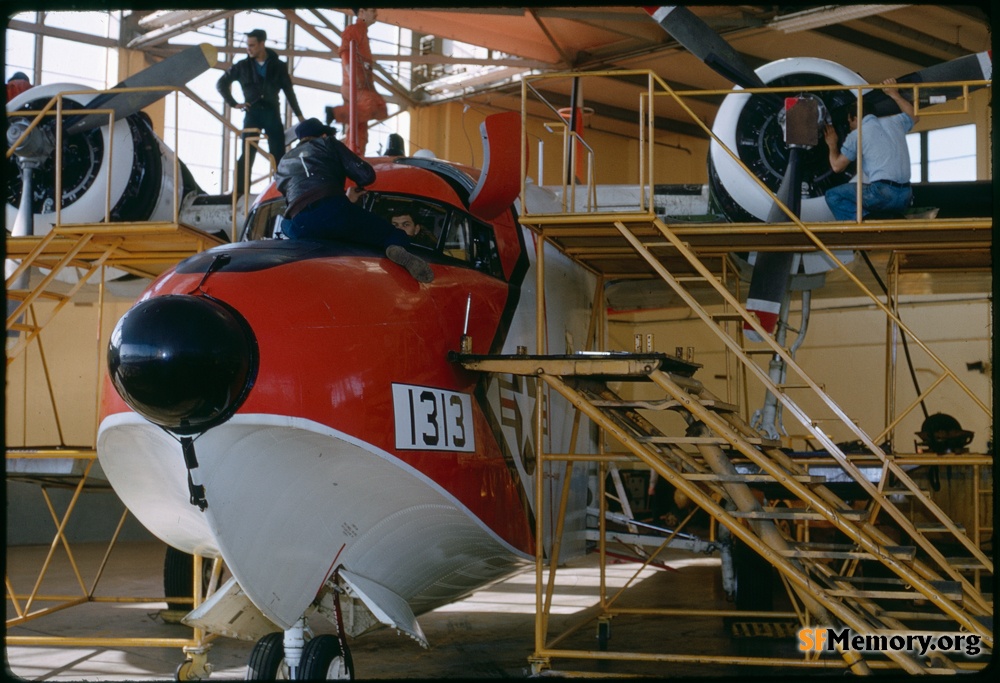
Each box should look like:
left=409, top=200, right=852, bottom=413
left=240, top=190, right=504, bottom=280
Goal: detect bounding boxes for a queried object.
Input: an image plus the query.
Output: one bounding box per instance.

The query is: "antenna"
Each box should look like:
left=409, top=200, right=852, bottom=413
left=460, top=294, right=472, bottom=353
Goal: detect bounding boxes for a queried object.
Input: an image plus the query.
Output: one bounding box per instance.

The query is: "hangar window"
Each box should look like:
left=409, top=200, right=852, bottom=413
left=906, top=124, right=977, bottom=182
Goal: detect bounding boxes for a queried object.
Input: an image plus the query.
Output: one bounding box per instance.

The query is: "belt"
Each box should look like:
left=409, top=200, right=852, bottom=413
left=873, top=179, right=910, bottom=188
left=287, top=193, right=339, bottom=219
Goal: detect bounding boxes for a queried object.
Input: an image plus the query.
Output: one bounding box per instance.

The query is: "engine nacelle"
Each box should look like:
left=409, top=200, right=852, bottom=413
left=709, top=57, right=866, bottom=223
left=5, top=83, right=194, bottom=236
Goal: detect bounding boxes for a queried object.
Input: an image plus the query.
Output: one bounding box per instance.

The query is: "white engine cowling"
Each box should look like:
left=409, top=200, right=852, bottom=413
left=6, top=83, right=187, bottom=236
left=709, top=57, right=868, bottom=223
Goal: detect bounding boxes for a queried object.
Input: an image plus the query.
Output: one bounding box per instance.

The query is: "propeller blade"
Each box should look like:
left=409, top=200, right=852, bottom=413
left=64, top=43, right=217, bottom=136
left=744, top=147, right=802, bottom=340
left=644, top=6, right=768, bottom=90
left=866, top=50, right=992, bottom=116
left=11, top=166, right=36, bottom=238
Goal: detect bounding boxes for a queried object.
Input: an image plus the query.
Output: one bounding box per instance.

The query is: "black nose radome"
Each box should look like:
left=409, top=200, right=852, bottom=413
left=108, top=294, right=258, bottom=435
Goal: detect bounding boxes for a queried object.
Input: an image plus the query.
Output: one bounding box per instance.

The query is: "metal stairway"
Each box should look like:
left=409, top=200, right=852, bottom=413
left=461, top=351, right=992, bottom=672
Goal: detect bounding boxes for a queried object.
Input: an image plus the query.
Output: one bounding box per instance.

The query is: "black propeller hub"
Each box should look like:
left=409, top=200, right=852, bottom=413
left=108, top=294, right=258, bottom=435
left=709, top=72, right=856, bottom=223
left=5, top=95, right=104, bottom=215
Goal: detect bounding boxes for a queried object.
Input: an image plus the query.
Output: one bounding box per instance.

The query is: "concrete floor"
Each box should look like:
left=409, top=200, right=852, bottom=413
left=6, top=539, right=833, bottom=680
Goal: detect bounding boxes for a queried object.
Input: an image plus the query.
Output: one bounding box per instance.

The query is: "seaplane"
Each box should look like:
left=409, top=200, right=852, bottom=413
left=29, top=8, right=987, bottom=679
left=96, top=110, right=605, bottom=679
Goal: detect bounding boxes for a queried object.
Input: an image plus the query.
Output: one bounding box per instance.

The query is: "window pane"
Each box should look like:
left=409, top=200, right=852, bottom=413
left=927, top=124, right=976, bottom=182
left=369, top=194, right=447, bottom=250
left=43, top=11, right=117, bottom=37
left=5, top=29, right=36, bottom=82
left=41, top=36, right=111, bottom=88
left=905, top=133, right=921, bottom=183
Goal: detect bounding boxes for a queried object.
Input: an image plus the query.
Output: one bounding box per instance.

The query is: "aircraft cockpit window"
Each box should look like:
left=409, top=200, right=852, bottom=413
left=443, top=213, right=503, bottom=279
left=369, top=194, right=446, bottom=250
left=241, top=198, right=287, bottom=241
left=368, top=192, right=503, bottom=279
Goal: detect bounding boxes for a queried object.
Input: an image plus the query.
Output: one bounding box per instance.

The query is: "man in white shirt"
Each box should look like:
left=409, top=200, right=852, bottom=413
left=823, top=78, right=919, bottom=220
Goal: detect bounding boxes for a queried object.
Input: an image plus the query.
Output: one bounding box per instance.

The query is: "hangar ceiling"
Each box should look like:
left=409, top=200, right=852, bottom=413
left=17, top=4, right=988, bottom=140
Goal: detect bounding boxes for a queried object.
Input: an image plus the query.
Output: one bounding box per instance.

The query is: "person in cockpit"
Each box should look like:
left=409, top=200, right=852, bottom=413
left=391, top=212, right=438, bottom=248
left=274, top=118, right=434, bottom=283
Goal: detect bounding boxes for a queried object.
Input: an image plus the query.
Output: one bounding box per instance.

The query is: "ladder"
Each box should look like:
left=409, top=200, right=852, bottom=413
left=460, top=352, right=992, bottom=672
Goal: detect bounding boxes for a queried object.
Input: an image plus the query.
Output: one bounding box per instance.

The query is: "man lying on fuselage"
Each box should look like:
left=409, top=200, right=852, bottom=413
left=274, top=117, right=434, bottom=283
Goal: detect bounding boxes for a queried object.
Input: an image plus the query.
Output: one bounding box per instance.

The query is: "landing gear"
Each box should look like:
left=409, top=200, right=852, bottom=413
left=246, top=629, right=354, bottom=680
left=247, top=632, right=290, bottom=680
left=597, top=618, right=611, bottom=651
left=300, top=634, right=354, bottom=679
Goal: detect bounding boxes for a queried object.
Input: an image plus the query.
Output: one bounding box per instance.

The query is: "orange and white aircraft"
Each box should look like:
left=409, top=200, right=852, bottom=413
left=96, top=113, right=598, bottom=679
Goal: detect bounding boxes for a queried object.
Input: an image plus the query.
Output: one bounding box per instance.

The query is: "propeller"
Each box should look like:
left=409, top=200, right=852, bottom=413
left=6, top=44, right=218, bottom=336
left=643, top=6, right=767, bottom=91
left=63, top=43, right=217, bottom=136
left=644, top=7, right=991, bottom=340
left=644, top=6, right=816, bottom=339
left=866, top=51, right=992, bottom=117
left=6, top=43, right=217, bottom=239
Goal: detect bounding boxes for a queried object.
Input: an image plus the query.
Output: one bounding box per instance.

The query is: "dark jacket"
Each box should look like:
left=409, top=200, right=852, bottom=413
left=217, top=47, right=304, bottom=118
left=275, top=136, right=377, bottom=217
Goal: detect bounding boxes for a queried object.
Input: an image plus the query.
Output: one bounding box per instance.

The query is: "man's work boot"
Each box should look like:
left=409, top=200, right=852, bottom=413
left=386, top=245, right=434, bottom=283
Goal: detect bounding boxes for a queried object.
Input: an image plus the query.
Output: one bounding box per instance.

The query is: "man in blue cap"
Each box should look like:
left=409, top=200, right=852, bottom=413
left=273, top=118, right=434, bottom=283
left=217, top=28, right=305, bottom=196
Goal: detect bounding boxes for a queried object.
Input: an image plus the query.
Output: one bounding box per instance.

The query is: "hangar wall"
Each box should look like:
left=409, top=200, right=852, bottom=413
left=408, top=87, right=991, bottom=187
left=408, top=99, right=712, bottom=187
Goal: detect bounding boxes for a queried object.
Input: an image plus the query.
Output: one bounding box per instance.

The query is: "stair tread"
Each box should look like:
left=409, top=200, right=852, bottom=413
left=731, top=507, right=867, bottom=521
left=638, top=435, right=781, bottom=447
left=782, top=543, right=916, bottom=561
left=824, top=586, right=963, bottom=601
left=591, top=397, right=737, bottom=413
left=682, top=473, right=826, bottom=483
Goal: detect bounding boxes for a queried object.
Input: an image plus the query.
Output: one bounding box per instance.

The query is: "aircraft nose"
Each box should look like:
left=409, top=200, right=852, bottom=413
left=108, top=294, right=258, bottom=435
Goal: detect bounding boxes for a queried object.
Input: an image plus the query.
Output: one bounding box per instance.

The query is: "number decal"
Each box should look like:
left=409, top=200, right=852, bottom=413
left=393, top=384, right=475, bottom=452
left=420, top=390, right=439, bottom=446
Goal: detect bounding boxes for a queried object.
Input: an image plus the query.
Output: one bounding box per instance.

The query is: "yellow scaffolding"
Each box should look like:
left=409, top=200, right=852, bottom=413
left=5, top=85, right=243, bottom=678
left=498, top=70, right=992, bottom=675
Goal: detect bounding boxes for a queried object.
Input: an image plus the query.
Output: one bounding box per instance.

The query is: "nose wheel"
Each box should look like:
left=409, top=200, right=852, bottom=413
left=246, top=632, right=290, bottom=680
left=300, top=634, right=354, bottom=679
left=246, top=630, right=354, bottom=680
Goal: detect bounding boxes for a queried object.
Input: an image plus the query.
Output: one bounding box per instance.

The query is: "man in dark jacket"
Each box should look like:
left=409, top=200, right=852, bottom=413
left=217, top=28, right=305, bottom=196
left=274, top=118, right=434, bottom=283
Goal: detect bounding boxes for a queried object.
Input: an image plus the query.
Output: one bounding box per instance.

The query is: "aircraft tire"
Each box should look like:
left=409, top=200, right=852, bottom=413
left=246, top=632, right=287, bottom=680
left=731, top=538, right=774, bottom=612
left=299, top=634, right=354, bottom=680
left=163, top=546, right=195, bottom=612
left=163, top=546, right=218, bottom=612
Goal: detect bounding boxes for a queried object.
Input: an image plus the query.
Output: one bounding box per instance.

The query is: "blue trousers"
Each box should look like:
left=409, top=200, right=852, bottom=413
left=825, top=181, right=912, bottom=221
left=236, top=105, right=286, bottom=194
left=284, top=194, right=409, bottom=250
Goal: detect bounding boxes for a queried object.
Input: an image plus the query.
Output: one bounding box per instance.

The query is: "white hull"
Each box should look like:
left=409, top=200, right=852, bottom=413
left=97, top=412, right=530, bottom=630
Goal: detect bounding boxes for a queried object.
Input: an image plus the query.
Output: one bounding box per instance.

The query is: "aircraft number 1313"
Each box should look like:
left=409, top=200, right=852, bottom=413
left=392, top=383, right=476, bottom=452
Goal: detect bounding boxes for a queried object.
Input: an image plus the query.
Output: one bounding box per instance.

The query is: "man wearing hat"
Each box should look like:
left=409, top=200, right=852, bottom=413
left=6, top=72, right=32, bottom=102
left=217, top=28, right=305, bottom=196
left=273, top=118, right=434, bottom=283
